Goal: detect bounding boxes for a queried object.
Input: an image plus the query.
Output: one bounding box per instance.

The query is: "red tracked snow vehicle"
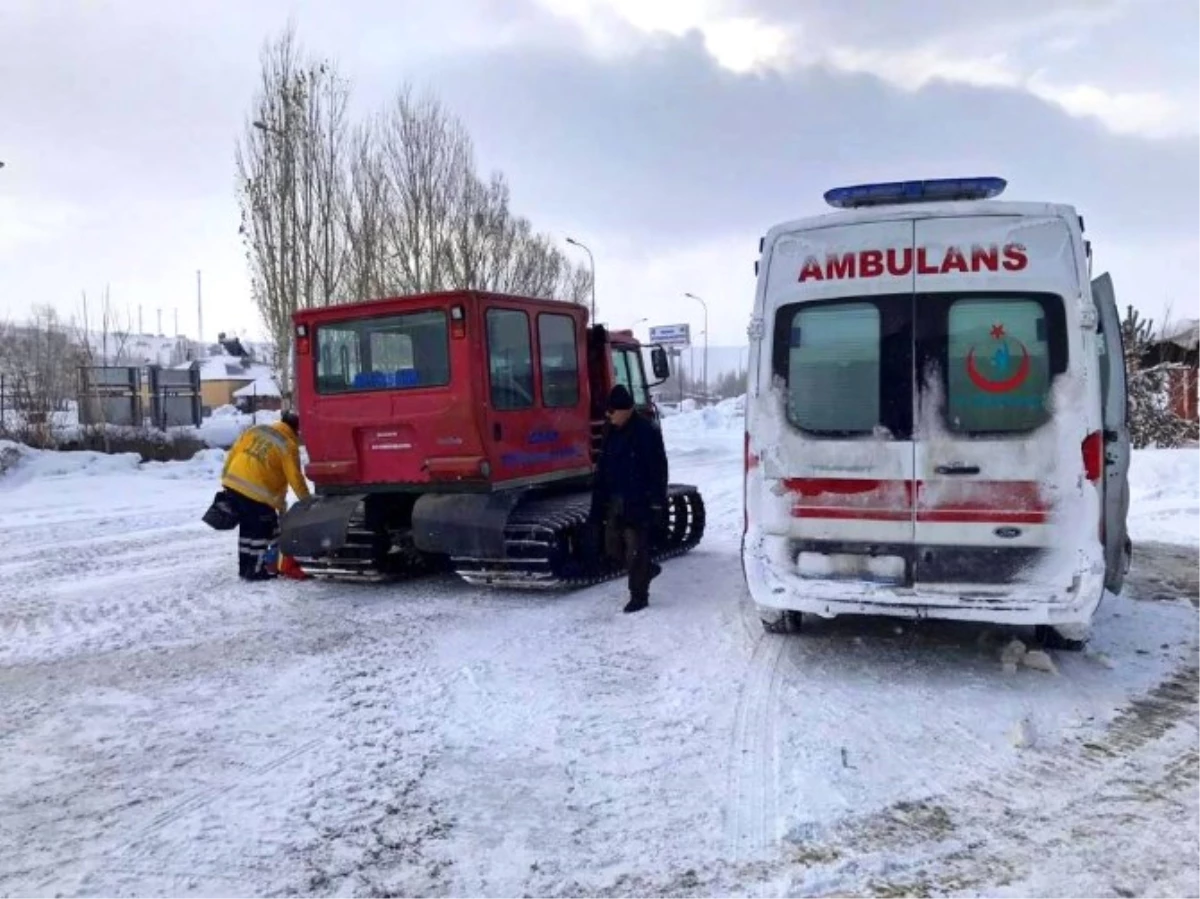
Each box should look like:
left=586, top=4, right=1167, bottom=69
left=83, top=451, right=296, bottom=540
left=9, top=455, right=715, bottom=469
left=278, top=290, right=705, bottom=587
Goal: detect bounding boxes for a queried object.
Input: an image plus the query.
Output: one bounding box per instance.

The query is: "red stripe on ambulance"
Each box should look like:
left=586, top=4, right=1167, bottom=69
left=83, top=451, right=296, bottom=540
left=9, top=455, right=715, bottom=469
left=784, top=478, right=1049, bottom=524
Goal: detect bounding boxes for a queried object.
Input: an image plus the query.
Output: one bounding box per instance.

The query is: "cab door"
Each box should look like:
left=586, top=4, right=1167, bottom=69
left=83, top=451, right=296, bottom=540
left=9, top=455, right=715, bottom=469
left=483, top=304, right=541, bottom=485
left=1092, top=272, right=1132, bottom=592
left=610, top=344, right=657, bottom=423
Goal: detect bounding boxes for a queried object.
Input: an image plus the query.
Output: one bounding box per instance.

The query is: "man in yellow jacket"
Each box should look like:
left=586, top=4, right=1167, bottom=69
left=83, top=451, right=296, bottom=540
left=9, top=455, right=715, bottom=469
left=220, top=410, right=311, bottom=580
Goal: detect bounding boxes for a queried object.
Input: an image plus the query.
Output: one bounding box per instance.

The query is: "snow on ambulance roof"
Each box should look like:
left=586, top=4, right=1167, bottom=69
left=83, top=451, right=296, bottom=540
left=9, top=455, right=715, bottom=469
left=762, top=177, right=1082, bottom=240
left=764, top=198, right=1083, bottom=239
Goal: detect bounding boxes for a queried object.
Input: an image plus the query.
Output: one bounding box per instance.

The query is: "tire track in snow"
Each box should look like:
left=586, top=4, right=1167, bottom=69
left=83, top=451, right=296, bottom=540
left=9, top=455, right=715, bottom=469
left=724, top=628, right=785, bottom=866
left=0, top=545, right=253, bottom=665
left=272, top=623, right=459, bottom=897
left=124, top=738, right=325, bottom=842
left=768, top=662, right=1200, bottom=896
left=0, top=522, right=206, bottom=590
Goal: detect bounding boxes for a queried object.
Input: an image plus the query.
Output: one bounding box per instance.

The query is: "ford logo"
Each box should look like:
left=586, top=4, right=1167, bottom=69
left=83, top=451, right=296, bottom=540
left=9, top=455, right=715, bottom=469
left=994, top=526, right=1022, bottom=539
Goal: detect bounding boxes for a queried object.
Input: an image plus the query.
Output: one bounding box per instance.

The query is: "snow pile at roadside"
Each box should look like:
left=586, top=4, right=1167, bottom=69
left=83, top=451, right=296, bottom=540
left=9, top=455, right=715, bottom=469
left=196, top=406, right=280, bottom=448
left=0, top=439, right=141, bottom=482
left=142, top=448, right=229, bottom=480
left=0, top=439, right=229, bottom=485
left=662, top=395, right=744, bottom=437
left=1128, top=447, right=1199, bottom=546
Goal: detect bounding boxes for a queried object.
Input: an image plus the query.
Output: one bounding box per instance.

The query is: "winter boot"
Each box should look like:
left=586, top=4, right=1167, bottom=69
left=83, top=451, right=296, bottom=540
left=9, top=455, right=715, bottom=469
left=623, top=594, right=649, bottom=614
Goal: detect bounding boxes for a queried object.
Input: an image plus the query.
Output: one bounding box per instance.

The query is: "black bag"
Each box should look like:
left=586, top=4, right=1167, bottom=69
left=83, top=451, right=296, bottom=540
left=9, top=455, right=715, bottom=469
left=202, top=490, right=239, bottom=531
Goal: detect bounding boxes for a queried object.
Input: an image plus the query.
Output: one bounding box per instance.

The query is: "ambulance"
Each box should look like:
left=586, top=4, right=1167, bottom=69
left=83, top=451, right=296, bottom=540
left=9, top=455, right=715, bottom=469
left=741, top=177, right=1131, bottom=648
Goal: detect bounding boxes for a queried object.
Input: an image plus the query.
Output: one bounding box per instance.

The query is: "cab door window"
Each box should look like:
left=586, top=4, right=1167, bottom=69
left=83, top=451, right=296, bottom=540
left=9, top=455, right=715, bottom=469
left=610, top=347, right=648, bottom=405
left=486, top=308, right=535, bottom=410
left=537, top=313, right=580, bottom=408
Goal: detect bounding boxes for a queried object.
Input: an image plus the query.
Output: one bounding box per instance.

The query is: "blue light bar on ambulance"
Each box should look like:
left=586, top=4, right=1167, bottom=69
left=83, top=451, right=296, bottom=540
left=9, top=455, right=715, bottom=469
left=824, top=177, right=1007, bottom=209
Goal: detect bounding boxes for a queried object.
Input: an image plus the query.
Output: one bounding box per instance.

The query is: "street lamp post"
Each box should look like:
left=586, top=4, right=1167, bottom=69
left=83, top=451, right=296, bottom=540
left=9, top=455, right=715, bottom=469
left=684, top=292, right=709, bottom=403
left=566, top=237, right=596, bottom=322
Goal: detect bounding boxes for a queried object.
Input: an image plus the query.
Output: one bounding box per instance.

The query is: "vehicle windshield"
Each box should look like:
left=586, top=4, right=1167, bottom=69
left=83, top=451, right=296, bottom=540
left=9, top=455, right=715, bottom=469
left=772, top=292, right=1067, bottom=438
left=611, top=346, right=649, bottom=406
left=314, top=309, right=450, bottom=394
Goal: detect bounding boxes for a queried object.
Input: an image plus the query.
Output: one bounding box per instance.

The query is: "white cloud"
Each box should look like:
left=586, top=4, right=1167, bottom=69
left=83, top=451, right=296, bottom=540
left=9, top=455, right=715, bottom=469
left=528, top=0, right=1196, bottom=139
left=1026, top=76, right=1189, bottom=139
left=532, top=0, right=791, bottom=73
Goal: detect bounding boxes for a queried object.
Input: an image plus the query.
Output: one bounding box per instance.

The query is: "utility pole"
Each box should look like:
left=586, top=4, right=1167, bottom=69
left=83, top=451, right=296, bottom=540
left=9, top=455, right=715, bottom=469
left=196, top=269, right=204, bottom=345
left=174, top=308, right=179, bottom=337
left=565, top=237, right=596, bottom=322
left=156, top=308, right=162, bottom=336
left=684, top=293, right=710, bottom=404
left=138, top=306, right=143, bottom=335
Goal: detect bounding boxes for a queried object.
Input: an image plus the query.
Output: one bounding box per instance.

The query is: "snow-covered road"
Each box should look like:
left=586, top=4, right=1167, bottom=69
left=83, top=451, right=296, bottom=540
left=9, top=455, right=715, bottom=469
left=0, top=416, right=1196, bottom=897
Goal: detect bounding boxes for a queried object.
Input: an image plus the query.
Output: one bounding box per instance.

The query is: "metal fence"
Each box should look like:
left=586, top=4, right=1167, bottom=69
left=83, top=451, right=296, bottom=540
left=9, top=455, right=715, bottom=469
left=148, top=364, right=202, bottom=428
left=2, top=365, right=204, bottom=434
left=78, top=365, right=143, bottom=427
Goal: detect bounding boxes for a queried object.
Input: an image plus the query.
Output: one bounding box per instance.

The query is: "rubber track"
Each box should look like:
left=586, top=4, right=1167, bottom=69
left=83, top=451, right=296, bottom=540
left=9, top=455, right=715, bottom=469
left=296, top=486, right=706, bottom=591
left=453, top=484, right=705, bottom=590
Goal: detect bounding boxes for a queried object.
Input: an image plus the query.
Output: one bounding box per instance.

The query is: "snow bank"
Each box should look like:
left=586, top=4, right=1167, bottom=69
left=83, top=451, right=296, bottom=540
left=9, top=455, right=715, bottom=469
left=0, top=442, right=142, bottom=482
left=1128, top=448, right=1199, bottom=546
left=195, top=406, right=281, bottom=448
left=142, top=448, right=228, bottom=480
left=662, top=396, right=744, bottom=437
left=0, top=440, right=228, bottom=485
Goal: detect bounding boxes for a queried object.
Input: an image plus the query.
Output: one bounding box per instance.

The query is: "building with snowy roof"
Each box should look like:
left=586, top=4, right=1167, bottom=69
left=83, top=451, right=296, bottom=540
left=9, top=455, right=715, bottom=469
left=176, top=354, right=278, bottom=414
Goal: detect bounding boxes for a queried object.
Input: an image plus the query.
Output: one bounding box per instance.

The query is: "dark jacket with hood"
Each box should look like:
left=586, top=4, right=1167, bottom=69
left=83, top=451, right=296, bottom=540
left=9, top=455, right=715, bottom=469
left=590, top=411, right=669, bottom=526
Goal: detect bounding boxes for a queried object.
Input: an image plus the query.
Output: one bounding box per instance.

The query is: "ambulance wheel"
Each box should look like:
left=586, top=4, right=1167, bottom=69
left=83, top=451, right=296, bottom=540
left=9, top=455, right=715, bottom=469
left=762, top=610, right=804, bottom=635
left=1035, top=624, right=1088, bottom=652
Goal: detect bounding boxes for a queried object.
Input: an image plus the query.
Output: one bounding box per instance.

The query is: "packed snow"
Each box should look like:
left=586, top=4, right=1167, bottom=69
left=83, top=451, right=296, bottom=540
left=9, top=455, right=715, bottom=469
left=0, top=408, right=1196, bottom=897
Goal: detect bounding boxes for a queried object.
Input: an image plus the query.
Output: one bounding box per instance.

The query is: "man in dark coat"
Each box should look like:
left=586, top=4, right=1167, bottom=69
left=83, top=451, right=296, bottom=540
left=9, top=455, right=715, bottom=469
left=589, top=384, right=668, bottom=613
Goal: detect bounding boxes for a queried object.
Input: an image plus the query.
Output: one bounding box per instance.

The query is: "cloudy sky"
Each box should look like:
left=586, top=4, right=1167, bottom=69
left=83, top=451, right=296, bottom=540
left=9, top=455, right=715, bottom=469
left=1, top=0, right=1196, bottom=348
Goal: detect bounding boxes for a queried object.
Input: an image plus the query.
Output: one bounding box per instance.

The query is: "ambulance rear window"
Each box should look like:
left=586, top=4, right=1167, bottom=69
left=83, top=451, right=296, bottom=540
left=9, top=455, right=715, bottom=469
left=774, top=296, right=914, bottom=438
left=941, top=297, right=1055, bottom=433
left=770, top=292, right=1066, bottom=439
left=787, top=303, right=880, bottom=433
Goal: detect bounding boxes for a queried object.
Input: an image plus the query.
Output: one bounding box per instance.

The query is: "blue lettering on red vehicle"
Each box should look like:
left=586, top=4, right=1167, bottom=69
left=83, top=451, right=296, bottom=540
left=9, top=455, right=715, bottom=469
left=501, top=445, right=582, bottom=467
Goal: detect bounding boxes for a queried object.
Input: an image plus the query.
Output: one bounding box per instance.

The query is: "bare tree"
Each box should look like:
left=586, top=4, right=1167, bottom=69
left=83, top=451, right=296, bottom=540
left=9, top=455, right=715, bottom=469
left=235, top=28, right=594, bottom=388
left=0, top=306, right=84, bottom=447
left=342, top=119, right=393, bottom=301
left=237, top=24, right=349, bottom=404
left=378, top=86, right=475, bottom=294
left=373, top=87, right=593, bottom=304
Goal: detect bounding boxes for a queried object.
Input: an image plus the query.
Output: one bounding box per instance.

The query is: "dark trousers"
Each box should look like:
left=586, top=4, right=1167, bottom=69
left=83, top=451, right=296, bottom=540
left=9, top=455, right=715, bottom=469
left=604, top=509, right=653, bottom=601
left=228, top=491, right=279, bottom=580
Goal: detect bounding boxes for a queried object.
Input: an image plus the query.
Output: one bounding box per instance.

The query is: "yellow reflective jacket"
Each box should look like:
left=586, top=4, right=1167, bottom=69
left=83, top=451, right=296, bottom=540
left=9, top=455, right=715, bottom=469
left=221, top=420, right=311, bottom=511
